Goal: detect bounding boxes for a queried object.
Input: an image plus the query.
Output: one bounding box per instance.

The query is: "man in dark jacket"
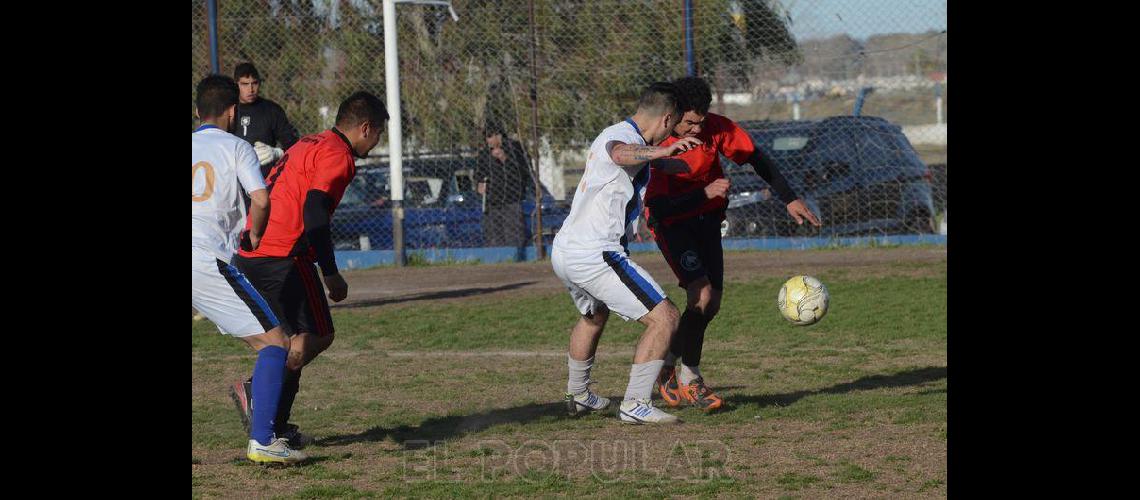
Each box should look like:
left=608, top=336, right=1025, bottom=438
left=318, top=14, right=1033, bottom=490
left=475, top=123, right=533, bottom=249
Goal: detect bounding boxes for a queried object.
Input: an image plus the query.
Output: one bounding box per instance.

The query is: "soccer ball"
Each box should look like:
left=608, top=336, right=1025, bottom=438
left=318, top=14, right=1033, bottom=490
left=777, top=275, right=829, bottom=326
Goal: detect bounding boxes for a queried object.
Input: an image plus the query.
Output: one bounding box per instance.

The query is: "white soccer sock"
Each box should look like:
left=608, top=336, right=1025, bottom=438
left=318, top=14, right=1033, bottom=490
left=678, top=364, right=702, bottom=385
left=567, top=354, right=594, bottom=395
left=624, top=359, right=665, bottom=401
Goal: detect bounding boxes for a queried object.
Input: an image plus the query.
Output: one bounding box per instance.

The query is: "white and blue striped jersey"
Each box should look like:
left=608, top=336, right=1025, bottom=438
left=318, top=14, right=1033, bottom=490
left=553, top=119, right=650, bottom=255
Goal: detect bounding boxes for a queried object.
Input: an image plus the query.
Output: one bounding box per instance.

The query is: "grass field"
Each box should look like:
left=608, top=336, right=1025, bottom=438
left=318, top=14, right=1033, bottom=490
left=192, top=248, right=946, bottom=498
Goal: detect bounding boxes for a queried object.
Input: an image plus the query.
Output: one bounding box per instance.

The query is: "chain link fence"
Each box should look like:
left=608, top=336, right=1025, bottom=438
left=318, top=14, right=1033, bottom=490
left=193, top=0, right=947, bottom=254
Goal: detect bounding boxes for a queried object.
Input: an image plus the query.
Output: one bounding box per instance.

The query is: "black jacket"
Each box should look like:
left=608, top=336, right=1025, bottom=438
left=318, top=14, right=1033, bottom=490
left=234, top=98, right=300, bottom=175
left=475, top=139, right=533, bottom=207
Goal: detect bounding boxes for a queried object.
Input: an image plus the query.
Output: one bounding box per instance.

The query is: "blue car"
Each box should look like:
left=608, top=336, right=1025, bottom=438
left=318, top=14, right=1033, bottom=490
left=721, top=116, right=936, bottom=238
left=332, top=155, right=569, bottom=250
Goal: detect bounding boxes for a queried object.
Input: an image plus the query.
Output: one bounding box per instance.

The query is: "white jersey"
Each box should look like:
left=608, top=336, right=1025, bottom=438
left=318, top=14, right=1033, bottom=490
left=192, top=126, right=265, bottom=263
left=554, top=120, right=650, bottom=254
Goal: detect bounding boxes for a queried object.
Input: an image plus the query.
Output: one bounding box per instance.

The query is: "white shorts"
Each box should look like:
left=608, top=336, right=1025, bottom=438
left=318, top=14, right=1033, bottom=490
left=192, top=248, right=279, bottom=337
left=551, top=246, right=668, bottom=321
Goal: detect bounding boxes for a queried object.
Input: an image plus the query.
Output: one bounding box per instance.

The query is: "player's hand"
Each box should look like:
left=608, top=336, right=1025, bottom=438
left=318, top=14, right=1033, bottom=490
left=787, top=199, right=821, bottom=226
left=664, top=136, right=702, bottom=156
left=704, top=178, right=730, bottom=199
left=323, top=273, right=349, bottom=302
left=249, top=231, right=262, bottom=250
left=253, top=141, right=284, bottom=167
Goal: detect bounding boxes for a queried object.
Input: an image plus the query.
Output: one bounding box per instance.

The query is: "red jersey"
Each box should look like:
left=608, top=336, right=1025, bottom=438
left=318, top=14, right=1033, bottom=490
left=645, top=113, right=756, bottom=225
left=239, top=129, right=357, bottom=259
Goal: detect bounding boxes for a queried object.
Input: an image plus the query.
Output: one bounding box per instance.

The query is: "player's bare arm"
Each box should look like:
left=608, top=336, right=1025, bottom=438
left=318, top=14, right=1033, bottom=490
left=247, top=188, right=270, bottom=249
left=608, top=136, right=702, bottom=175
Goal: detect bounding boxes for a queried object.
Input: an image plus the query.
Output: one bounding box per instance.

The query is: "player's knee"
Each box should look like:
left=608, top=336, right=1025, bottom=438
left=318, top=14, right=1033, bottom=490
left=697, top=296, right=722, bottom=320
left=690, top=285, right=721, bottom=317
left=703, top=304, right=720, bottom=321
left=652, top=300, right=681, bottom=331
left=285, top=349, right=305, bottom=371
left=587, top=306, right=609, bottom=326
left=686, top=279, right=713, bottom=308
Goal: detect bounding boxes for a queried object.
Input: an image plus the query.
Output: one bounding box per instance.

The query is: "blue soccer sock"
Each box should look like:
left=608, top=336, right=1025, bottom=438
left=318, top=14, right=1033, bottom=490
left=251, top=345, right=287, bottom=446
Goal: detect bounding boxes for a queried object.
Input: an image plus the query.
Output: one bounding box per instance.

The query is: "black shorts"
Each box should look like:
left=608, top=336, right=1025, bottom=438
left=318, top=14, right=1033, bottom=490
left=652, top=212, right=725, bottom=290
left=231, top=254, right=334, bottom=337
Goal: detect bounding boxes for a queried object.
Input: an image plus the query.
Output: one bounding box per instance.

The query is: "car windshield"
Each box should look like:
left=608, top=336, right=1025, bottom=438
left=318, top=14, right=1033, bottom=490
left=772, top=135, right=810, bottom=152
left=341, top=171, right=389, bottom=207
left=340, top=170, right=447, bottom=208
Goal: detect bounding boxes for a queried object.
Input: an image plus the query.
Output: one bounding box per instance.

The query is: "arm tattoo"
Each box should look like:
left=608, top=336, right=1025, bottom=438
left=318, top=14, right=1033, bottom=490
left=622, top=145, right=658, bottom=162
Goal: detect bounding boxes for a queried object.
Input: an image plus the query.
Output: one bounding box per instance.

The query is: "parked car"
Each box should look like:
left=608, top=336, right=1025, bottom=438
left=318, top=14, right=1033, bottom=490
left=721, top=116, right=936, bottom=238
left=331, top=154, right=570, bottom=250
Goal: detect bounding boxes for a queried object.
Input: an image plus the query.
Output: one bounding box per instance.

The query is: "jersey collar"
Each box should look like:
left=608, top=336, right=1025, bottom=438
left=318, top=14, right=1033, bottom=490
left=330, top=127, right=363, bottom=158
left=194, top=124, right=219, bottom=133
left=623, top=117, right=641, bottom=137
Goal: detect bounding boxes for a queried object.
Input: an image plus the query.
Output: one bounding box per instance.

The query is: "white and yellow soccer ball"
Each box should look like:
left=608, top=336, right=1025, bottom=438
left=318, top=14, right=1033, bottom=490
left=777, top=275, right=829, bottom=326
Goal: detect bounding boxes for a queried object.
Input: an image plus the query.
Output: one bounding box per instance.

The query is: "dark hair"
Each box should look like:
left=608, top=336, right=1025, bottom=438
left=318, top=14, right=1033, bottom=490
left=233, top=62, right=261, bottom=81
left=195, top=75, right=239, bottom=119
left=335, top=91, right=390, bottom=128
left=484, top=121, right=506, bottom=138
left=636, top=81, right=683, bottom=118
left=673, top=76, right=712, bottom=115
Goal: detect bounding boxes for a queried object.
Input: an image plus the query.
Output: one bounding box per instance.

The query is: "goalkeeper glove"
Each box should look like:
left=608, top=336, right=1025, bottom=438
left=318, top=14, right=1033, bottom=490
left=253, top=141, right=284, bottom=167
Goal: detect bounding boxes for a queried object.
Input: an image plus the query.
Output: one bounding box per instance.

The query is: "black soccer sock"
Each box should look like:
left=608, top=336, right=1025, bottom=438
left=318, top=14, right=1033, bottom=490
left=274, top=368, right=302, bottom=432
left=667, top=326, right=684, bottom=364
left=679, top=309, right=711, bottom=368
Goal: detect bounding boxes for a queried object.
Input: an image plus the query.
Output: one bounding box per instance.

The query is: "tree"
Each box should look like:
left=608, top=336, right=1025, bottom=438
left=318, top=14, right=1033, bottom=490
left=192, top=0, right=802, bottom=154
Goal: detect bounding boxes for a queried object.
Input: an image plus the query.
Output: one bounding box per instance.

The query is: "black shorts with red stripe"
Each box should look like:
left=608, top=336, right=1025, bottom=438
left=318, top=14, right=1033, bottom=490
left=651, top=211, right=725, bottom=291
left=231, top=254, right=335, bottom=337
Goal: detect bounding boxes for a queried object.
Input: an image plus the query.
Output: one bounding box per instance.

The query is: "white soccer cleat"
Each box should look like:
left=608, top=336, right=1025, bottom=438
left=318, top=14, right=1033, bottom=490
left=565, top=390, right=611, bottom=416
left=619, top=399, right=682, bottom=424
left=247, top=437, right=307, bottom=464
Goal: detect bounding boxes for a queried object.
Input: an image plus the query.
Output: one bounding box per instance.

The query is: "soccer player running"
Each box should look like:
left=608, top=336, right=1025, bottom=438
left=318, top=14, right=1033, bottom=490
left=229, top=91, right=388, bottom=447
left=646, top=76, right=821, bottom=412
left=553, top=82, right=703, bottom=424
left=192, top=75, right=305, bottom=464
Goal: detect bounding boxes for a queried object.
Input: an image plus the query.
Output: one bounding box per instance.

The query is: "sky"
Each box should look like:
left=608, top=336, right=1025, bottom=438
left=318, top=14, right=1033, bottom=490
left=780, top=0, right=947, bottom=40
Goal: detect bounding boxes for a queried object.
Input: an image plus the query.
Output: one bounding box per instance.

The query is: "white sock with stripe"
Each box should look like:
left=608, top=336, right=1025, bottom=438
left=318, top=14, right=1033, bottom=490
left=567, top=354, right=594, bottom=395
left=679, top=364, right=702, bottom=385
left=624, top=359, right=665, bottom=401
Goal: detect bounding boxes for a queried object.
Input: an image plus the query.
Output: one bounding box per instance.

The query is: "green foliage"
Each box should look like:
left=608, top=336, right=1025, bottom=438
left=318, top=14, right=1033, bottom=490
left=192, top=0, right=801, bottom=155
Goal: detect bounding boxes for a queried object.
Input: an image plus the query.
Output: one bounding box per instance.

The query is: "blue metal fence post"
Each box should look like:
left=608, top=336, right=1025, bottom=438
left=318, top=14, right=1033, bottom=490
left=684, top=0, right=695, bottom=76
left=207, top=0, right=220, bottom=74
left=853, top=87, right=874, bottom=116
